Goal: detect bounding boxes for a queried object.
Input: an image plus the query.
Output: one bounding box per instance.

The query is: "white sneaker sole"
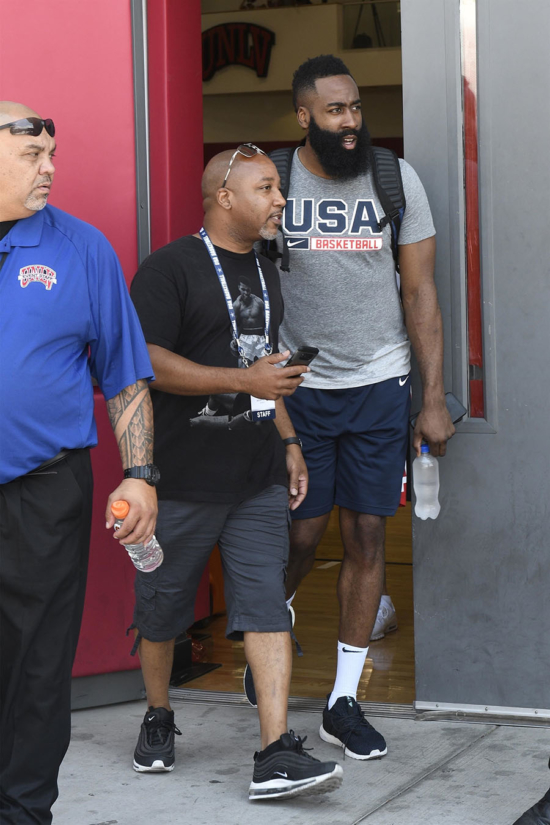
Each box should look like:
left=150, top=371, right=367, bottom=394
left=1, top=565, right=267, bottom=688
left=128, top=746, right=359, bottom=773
left=319, top=725, right=388, bottom=760
left=370, top=621, right=398, bottom=642
left=249, top=765, right=343, bottom=800
left=133, top=759, right=174, bottom=773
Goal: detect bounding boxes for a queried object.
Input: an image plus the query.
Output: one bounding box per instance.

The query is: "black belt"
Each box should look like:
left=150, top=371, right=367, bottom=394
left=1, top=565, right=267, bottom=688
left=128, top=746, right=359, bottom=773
left=26, top=450, right=71, bottom=476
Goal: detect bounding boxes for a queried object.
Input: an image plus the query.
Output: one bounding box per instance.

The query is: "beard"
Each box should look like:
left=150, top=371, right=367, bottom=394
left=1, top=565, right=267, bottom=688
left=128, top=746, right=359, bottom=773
left=24, top=193, right=48, bottom=212
left=307, top=115, right=372, bottom=180
left=25, top=180, right=51, bottom=212
left=259, top=223, right=278, bottom=241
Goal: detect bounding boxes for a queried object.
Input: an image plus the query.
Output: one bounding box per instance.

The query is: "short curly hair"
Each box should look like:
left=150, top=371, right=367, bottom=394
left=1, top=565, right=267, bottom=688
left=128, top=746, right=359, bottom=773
left=292, top=55, right=354, bottom=112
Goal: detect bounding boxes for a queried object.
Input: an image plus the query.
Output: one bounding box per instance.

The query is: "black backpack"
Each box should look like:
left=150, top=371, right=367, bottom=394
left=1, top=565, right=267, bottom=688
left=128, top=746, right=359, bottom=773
left=263, top=144, right=406, bottom=272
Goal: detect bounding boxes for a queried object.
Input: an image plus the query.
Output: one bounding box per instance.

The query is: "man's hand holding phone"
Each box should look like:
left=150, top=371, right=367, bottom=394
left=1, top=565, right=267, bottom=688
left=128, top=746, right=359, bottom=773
left=240, top=350, right=309, bottom=400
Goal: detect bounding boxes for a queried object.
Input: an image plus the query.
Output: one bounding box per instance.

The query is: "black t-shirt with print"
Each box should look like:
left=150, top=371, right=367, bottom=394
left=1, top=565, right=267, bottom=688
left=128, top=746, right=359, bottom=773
left=130, top=235, right=287, bottom=503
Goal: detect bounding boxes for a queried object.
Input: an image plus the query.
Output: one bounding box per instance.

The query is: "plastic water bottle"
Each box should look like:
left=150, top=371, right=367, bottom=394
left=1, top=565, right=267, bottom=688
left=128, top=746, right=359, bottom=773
left=413, top=444, right=441, bottom=520
left=111, top=500, right=164, bottom=572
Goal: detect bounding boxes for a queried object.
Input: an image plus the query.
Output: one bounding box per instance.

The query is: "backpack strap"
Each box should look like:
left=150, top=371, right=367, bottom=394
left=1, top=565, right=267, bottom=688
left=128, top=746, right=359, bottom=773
left=369, top=145, right=406, bottom=271
left=269, top=146, right=297, bottom=201
left=263, top=146, right=298, bottom=272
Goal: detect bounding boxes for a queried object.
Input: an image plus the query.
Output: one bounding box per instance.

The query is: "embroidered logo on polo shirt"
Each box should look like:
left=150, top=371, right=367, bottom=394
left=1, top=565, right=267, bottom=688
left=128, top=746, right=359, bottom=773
left=18, top=265, right=57, bottom=290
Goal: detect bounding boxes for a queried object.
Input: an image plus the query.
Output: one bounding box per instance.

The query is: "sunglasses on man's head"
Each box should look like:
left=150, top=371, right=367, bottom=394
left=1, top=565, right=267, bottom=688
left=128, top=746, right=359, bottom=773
left=0, top=117, right=55, bottom=138
left=222, top=143, right=266, bottom=188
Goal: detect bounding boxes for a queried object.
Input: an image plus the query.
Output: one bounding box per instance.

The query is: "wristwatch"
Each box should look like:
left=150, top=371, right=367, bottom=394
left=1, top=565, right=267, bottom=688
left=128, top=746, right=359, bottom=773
left=123, top=464, right=160, bottom=487
left=283, top=437, right=303, bottom=450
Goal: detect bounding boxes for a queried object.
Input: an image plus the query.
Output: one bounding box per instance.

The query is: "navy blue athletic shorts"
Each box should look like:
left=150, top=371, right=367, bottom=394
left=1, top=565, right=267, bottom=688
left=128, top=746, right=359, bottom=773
left=284, top=375, right=411, bottom=519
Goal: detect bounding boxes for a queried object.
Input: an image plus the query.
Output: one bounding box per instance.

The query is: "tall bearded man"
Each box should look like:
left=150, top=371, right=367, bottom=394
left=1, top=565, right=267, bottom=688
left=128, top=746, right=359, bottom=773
left=243, top=55, right=455, bottom=761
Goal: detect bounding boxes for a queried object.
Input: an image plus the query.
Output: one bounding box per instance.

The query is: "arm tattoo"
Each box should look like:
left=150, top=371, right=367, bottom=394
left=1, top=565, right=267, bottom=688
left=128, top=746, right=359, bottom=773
left=106, top=379, right=154, bottom=469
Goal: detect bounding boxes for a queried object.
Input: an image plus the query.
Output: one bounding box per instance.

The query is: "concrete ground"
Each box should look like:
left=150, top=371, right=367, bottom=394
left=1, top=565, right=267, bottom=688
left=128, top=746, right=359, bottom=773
left=54, top=700, right=550, bottom=825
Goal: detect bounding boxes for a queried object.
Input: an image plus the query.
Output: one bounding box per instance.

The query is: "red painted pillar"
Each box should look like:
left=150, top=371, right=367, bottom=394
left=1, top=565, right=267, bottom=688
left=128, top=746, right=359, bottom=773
left=146, top=0, right=210, bottom=623
left=147, top=0, right=204, bottom=251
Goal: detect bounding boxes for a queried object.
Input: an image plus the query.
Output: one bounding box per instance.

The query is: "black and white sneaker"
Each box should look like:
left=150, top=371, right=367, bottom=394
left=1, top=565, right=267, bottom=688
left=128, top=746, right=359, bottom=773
left=513, top=787, right=550, bottom=824
left=244, top=606, right=296, bottom=708
left=243, top=662, right=257, bottom=707
left=249, top=730, right=343, bottom=800
left=133, top=706, right=181, bottom=772
left=513, top=758, right=550, bottom=824
left=320, top=695, right=387, bottom=760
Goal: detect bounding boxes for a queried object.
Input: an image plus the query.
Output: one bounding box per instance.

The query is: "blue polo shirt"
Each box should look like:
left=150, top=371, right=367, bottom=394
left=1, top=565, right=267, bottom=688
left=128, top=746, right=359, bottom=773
left=0, top=205, right=154, bottom=484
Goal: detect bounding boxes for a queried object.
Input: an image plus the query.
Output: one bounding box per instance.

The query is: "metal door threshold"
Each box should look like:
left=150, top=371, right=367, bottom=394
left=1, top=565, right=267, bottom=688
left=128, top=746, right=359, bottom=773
left=169, top=688, right=415, bottom=719
left=169, top=689, right=550, bottom=728
left=415, top=704, right=550, bottom=729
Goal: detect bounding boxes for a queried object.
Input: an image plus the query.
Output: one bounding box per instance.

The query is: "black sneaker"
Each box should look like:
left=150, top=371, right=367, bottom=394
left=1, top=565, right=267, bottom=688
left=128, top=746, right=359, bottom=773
left=243, top=662, right=257, bottom=707
left=244, top=606, right=296, bottom=708
left=319, top=695, right=387, bottom=760
left=513, top=787, right=550, bottom=824
left=249, top=730, right=343, bottom=800
left=133, top=706, right=182, bottom=772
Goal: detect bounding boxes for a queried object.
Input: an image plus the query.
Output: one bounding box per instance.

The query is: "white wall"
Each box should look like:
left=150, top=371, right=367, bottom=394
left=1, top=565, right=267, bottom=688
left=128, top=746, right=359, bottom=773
left=202, top=4, right=402, bottom=95
left=203, top=85, right=403, bottom=142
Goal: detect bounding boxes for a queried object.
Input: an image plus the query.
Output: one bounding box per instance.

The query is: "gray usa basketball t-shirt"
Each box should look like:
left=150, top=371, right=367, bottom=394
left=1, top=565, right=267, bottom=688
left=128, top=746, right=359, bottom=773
left=276, top=150, right=435, bottom=388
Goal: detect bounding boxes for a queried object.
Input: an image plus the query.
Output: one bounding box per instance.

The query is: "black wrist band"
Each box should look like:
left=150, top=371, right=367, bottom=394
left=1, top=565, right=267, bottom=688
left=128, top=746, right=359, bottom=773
left=283, top=437, right=303, bottom=450
left=123, top=464, right=160, bottom=487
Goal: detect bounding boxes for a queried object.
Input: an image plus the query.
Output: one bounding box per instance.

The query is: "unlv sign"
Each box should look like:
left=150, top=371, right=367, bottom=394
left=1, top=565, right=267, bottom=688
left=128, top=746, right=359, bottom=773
left=202, top=23, right=276, bottom=82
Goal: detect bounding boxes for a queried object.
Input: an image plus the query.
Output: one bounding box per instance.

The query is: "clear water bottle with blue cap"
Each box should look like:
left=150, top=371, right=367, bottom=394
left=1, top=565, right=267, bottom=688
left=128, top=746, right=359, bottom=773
left=413, top=444, right=441, bottom=520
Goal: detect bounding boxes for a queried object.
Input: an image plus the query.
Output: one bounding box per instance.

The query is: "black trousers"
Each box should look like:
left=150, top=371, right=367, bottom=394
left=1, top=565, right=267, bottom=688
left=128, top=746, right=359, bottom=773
left=0, top=450, right=93, bottom=825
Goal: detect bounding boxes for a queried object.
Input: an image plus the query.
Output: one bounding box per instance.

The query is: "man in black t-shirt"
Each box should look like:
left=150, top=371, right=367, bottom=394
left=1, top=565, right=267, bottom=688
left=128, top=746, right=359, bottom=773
left=130, top=147, right=344, bottom=801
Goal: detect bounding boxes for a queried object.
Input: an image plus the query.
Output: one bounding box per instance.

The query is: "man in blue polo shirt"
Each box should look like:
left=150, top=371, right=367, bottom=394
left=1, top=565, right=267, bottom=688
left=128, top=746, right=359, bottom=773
left=0, top=101, right=158, bottom=825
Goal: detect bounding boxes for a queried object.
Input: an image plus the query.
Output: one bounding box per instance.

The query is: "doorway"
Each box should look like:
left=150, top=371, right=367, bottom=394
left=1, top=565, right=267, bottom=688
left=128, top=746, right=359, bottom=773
left=187, top=504, right=414, bottom=704
left=170, top=0, right=415, bottom=708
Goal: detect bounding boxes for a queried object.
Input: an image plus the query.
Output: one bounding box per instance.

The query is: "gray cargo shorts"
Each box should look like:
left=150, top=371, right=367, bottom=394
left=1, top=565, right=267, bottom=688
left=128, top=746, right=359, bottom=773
left=131, top=484, right=291, bottom=647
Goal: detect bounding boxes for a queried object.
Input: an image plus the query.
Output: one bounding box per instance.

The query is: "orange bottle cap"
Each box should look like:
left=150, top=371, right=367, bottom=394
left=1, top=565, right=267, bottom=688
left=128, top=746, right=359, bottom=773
left=111, top=500, right=130, bottom=519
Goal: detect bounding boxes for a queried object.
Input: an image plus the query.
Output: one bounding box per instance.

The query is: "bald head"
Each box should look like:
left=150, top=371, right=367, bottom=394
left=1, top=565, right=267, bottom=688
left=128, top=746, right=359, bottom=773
left=202, top=150, right=234, bottom=201
left=0, top=101, right=40, bottom=126
left=200, top=148, right=285, bottom=250
left=203, top=149, right=283, bottom=200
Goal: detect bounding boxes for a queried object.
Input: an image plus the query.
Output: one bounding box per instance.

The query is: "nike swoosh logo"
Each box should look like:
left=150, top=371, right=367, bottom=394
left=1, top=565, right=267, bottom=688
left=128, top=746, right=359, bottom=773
left=287, top=240, right=305, bottom=247
left=274, top=772, right=288, bottom=778
left=147, top=716, right=156, bottom=722
left=399, top=376, right=409, bottom=386
left=342, top=647, right=364, bottom=653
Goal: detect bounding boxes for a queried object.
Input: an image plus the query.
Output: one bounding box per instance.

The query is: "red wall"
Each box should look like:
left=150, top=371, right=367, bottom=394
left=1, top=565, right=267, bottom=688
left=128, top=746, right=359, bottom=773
left=148, top=0, right=204, bottom=249
left=0, top=0, right=143, bottom=677
left=0, top=0, right=139, bottom=285
left=0, top=0, right=207, bottom=679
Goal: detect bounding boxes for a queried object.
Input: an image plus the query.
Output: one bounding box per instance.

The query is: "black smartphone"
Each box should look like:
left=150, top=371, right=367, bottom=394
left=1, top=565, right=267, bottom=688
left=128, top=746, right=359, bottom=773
left=286, top=346, right=320, bottom=367
left=409, top=391, right=467, bottom=428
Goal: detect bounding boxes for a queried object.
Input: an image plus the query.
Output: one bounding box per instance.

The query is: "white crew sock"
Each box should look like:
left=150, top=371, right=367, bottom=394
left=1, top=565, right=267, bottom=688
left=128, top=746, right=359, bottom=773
left=328, top=641, right=369, bottom=709
left=286, top=592, right=296, bottom=611
left=380, top=594, right=393, bottom=608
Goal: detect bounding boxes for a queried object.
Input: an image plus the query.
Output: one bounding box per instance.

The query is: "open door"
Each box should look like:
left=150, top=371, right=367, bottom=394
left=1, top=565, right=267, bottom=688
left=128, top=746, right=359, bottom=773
left=403, top=0, right=550, bottom=720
